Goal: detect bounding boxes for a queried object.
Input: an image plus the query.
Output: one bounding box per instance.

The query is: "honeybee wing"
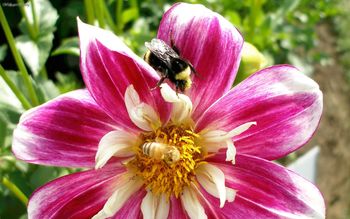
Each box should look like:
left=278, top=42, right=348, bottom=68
left=145, top=39, right=180, bottom=69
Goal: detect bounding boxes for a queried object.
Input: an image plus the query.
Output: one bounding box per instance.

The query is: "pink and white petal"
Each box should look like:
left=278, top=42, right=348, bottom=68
left=196, top=65, right=323, bottom=160
left=12, top=89, right=118, bottom=168
left=181, top=186, right=208, bottom=219
left=93, top=175, right=143, bottom=218
left=198, top=186, right=286, bottom=219
left=125, top=85, right=161, bottom=131
left=168, top=196, right=189, bottom=219
left=78, top=19, right=171, bottom=126
left=28, top=163, right=126, bottom=219
left=199, top=122, right=256, bottom=164
left=95, top=130, right=140, bottom=169
left=196, top=163, right=227, bottom=208
left=160, top=83, right=193, bottom=124
left=205, top=154, right=325, bottom=219
left=141, top=192, right=170, bottom=219
left=111, top=189, right=146, bottom=218
left=157, top=3, right=243, bottom=119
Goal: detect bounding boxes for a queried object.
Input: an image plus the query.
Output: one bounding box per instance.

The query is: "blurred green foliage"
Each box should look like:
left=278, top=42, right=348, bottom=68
left=0, top=0, right=342, bottom=217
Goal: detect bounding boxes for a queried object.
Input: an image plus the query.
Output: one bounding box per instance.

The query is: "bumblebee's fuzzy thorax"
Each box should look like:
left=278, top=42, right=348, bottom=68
left=175, top=66, right=191, bottom=80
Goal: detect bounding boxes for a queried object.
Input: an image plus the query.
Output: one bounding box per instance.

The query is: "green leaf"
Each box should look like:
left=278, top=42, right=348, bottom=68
left=19, top=0, right=59, bottom=36
left=16, top=0, right=58, bottom=76
left=0, top=73, right=23, bottom=109
left=29, top=166, right=62, bottom=188
left=15, top=34, right=54, bottom=76
left=275, top=0, right=301, bottom=18
left=225, top=11, right=242, bottom=28
left=0, top=115, right=8, bottom=148
left=0, top=103, right=22, bottom=125
left=36, top=80, right=60, bottom=101
left=3, top=70, right=57, bottom=104
left=52, top=37, right=79, bottom=57
left=122, top=7, right=139, bottom=26
left=3, top=70, right=29, bottom=104
left=55, top=72, right=83, bottom=93
left=0, top=193, right=26, bottom=219
left=0, top=102, right=22, bottom=149
left=0, top=44, right=8, bottom=63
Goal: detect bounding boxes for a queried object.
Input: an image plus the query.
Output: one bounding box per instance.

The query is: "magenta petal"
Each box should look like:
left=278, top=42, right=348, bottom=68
left=204, top=154, right=325, bottom=218
left=168, top=196, right=189, bottom=219
left=28, top=163, right=126, bottom=219
left=12, top=90, right=117, bottom=168
left=157, top=3, right=243, bottom=119
left=196, top=65, right=323, bottom=160
left=78, top=19, right=171, bottom=125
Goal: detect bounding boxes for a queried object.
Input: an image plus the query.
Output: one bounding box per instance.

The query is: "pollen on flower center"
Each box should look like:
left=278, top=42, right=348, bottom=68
left=127, top=124, right=203, bottom=198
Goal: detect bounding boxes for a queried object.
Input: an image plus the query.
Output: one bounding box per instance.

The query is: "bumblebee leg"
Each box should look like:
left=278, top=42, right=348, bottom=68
left=188, top=62, right=201, bottom=78
left=151, top=76, right=166, bottom=90
left=174, top=81, right=180, bottom=96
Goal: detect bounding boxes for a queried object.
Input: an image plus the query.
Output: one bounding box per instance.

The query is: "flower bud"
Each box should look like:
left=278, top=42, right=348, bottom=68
left=235, top=42, right=267, bottom=84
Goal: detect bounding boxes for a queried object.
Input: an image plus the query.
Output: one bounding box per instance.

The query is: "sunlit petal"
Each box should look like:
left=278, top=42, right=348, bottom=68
left=160, top=83, right=192, bottom=124
left=141, top=192, right=170, bottom=219
left=181, top=186, right=207, bottom=219
left=92, top=174, right=143, bottom=218
left=125, top=85, right=161, bottom=131
left=95, top=130, right=140, bottom=169
left=196, top=163, right=232, bottom=208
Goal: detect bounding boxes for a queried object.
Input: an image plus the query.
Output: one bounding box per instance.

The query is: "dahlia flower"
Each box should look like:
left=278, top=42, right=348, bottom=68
left=12, top=3, right=325, bottom=219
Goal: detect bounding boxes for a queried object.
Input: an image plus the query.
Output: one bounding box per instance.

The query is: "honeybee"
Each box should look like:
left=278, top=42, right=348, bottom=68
left=144, top=38, right=198, bottom=93
left=141, top=142, right=180, bottom=165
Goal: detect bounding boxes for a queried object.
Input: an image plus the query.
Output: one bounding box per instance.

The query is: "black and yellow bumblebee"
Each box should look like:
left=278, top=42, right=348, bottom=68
left=144, top=38, right=198, bottom=92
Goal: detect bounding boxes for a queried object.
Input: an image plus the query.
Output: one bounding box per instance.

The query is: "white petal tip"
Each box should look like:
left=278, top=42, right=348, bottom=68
left=124, top=85, right=160, bottom=131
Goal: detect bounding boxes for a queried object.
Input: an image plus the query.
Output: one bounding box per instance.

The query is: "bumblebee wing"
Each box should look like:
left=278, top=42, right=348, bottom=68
left=145, top=39, right=179, bottom=64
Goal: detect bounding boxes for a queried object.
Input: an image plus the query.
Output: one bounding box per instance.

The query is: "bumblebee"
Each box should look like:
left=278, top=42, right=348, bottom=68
left=144, top=38, right=197, bottom=92
left=141, top=142, right=180, bottom=165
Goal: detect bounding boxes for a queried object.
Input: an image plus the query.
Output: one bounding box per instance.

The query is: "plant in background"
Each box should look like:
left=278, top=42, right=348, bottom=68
left=11, top=3, right=325, bottom=218
left=234, top=42, right=267, bottom=85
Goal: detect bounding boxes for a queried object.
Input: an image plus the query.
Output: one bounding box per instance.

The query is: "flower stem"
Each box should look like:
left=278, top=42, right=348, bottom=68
left=247, top=0, right=262, bottom=42
left=17, top=0, right=36, bottom=40
left=0, top=65, right=32, bottom=110
left=100, top=0, right=116, bottom=32
left=84, top=0, right=95, bottom=24
left=39, top=66, right=48, bottom=80
left=0, top=5, right=39, bottom=106
left=115, top=0, right=123, bottom=34
left=95, top=0, right=105, bottom=28
left=1, top=177, right=28, bottom=206
left=30, top=0, right=39, bottom=34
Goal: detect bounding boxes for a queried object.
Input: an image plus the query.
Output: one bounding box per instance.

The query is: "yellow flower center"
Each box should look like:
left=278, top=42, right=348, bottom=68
left=127, top=124, right=203, bottom=198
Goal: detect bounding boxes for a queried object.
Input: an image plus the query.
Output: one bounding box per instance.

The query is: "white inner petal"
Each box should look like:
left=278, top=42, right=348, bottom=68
left=95, top=130, right=140, bottom=169
left=125, top=85, right=161, bottom=131
left=156, top=194, right=170, bottom=219
left=92, top=174, right=143, bottom=219
left=225, top=187, right=237, bottom=202
left=196, top=163, right=228, bottom=208
left=225, top=139, right=236, bottom=164
left=160, top=83, right=193, bottom=124
left=141, top=192, right=170, bottom=219
left=181, top=186, right=207, bottom=219
left=224, top=121, right=257, bottom=138
left=200, top=122, right=256, bottom=164
left=202, top=122, right=256, bottom=142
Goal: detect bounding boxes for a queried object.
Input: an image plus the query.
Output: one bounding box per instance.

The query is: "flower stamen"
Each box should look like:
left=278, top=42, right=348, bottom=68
left=127, top=124, right=203, bottom=198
